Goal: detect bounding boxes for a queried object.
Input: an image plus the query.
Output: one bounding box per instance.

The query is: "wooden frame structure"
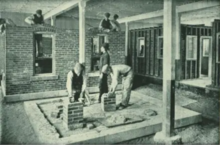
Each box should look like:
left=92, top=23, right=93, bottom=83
left=128, top=24, right=213, bottom=81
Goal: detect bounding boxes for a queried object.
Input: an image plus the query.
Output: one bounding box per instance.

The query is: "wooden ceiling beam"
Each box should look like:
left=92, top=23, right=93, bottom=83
left=118, top=1, right=220, bottom=23
left=44, top=0, right=89, bottom=20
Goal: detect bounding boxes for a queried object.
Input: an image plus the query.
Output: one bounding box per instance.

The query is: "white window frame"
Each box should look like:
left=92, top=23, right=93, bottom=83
left=93, top=34, right=108, bottom=55
left=199, top=36, right=212, bottom=77
left=137, top=37, right=145, bottom=58
left=216, top=32, right=220, bottom=63
left=33, top=32, right=56, bottom=76
left=201, top=37, right=211, bottom=57
left=157, top=36, right=163, bottom=59
left=186, top=35, right=197, bottom=60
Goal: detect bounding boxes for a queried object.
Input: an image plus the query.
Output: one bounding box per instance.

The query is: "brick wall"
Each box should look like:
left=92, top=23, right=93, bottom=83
left=85, top=30, right=126, bottom=72
left=4, top=25, right=125, bottom=95
left=86, top=31, right=125, bottom=88
left=5, top=26, right=79, bottom=95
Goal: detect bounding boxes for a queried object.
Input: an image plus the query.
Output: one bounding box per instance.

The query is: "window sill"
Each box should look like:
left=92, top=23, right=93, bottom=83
left=186, top=59, right=197, bottom=61
left=30, top=74, right=59, bottom=81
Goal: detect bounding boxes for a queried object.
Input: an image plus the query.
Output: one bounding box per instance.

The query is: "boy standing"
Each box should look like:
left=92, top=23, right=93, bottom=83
left=25, top=9, right=44, bottom=57
left=98, top=43, right=110, bottom=103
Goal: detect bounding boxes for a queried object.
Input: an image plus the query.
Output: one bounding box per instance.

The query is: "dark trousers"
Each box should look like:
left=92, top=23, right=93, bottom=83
left=99, top=74, right=108, bottom=102
left=35, top=34, right=43, bottom=55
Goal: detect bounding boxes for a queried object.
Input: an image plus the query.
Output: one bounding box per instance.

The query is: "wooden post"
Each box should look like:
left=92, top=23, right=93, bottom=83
left=51, top=16, right=56, bottom=26
left=175, top=13, right=180, bottom=60
left=79, top=0, right=86, bottom=64
left=125, top=22, right=129, bottom=63
left=51, top=16, right=56, bottom=74
left=154, top=0, right=182, bottom=143
left=163, top=0, right=176, bottom=137
left=175, top=12, right=181, bottom=81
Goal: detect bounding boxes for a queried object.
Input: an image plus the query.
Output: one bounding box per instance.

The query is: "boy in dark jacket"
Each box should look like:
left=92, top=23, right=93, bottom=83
left=99, top=13, right=112, bottom=32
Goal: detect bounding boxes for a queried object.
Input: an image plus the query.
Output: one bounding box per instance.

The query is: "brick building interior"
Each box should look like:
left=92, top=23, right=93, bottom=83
left=0, top=0, right=219, bottom=144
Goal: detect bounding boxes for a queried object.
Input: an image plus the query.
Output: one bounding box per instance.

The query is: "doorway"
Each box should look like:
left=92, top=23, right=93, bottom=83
left=200, top=36, right=212, bottom=78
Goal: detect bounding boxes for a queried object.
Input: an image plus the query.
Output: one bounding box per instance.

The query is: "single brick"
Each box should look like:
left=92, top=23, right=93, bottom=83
left=68, top=107, right=79, bottom=110
left=57, top=105, right=63, bottom=109
left=87, top=123, right=95, bottom=129
left=51, top=111, right=59, bottom=118
left=72, top=116, right=83, bottom=121
left=68, top=111, right=73, bottom=115
left=74, top=110, right=83, bottom=114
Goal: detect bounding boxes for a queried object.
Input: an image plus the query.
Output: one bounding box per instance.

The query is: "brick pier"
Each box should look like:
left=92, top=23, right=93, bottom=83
left=63, top=102, right=84, bottom=130
left=101, top=93, right=116, bottom=112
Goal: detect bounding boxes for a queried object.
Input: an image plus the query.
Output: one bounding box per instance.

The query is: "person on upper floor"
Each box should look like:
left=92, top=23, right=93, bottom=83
left=99, top=12, right=112, bottom=32
left=110, top=14, right=121, bottom=32
left=25, top=9, right=44, bottom=57
left=25, top=9, right=44, bottom=25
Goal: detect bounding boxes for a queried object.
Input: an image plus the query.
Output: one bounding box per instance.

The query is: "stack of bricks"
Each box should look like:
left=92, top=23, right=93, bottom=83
left=63, top=102, right=84, bottom=130
left=101, top=93, right=116, bottom=112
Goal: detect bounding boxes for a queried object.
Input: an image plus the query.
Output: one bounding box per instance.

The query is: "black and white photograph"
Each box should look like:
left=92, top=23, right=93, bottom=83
left=0, top=0, right=219, bottom=144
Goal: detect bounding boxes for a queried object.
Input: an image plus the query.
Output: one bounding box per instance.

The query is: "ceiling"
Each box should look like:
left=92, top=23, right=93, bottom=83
left=61, top=0, right=204, bottom=19
left=0, top=0, right=219, bottom=27
left=0, top=0, right=207, bottom=19
left=0, top=0, right=72, bottom=14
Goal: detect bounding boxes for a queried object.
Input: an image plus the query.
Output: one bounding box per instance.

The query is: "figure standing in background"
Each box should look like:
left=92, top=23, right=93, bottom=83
left=25, top=9, right=44, bottom=57
left=110, top=14, right=121, bottom=32
left=98, top=43, right=110, bottom=103
left=99, top=13, right=112, bottom=32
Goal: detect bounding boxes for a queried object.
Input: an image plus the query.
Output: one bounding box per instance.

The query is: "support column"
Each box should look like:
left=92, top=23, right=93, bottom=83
left=175, top=13, right=180, bottom=60
left=175, top=12, right=181, bottom=81
left=125, top=22, right=129, bottom=64
left=51, top=16, right=56, bottom=74
left=79, top=0, right=86, bottom=64
left=51, top=16, right=56, bottom=26
left=154, top=0, right=182, bottom=144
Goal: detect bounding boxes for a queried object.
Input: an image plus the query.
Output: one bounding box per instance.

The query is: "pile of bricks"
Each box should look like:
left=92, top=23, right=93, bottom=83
left=101, top=93, right=116, bottom=112
left=63, top=102, right=84, bottom=130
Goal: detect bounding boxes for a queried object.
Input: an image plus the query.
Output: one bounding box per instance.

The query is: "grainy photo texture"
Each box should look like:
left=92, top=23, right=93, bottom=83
left=0, top=0, right=219, bottom=144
